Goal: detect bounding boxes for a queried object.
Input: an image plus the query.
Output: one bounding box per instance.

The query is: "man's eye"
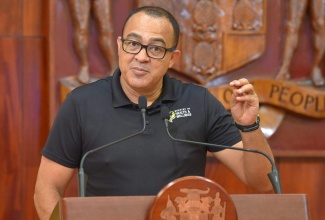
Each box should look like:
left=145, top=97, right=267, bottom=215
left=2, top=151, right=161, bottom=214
left=130, top=41, right=139, bottom=47
left=150, top=46, right=163, bottom=52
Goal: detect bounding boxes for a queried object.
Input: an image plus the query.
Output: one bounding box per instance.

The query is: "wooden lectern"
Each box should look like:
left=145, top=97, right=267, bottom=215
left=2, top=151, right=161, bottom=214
left=51, top=177, right=310, bottom=220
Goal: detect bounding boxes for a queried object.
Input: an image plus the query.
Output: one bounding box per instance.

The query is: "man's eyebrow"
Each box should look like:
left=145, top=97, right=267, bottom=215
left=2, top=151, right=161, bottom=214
left=149, top=37, right=166, bottom=46
left=125, top=33, right=167, bottom=46
left=125, top=32, right=142, bottom=39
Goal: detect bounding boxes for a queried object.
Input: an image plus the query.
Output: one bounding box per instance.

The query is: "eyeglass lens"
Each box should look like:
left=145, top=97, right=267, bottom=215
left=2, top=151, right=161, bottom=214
left=122, top=40, right=167, bottom=59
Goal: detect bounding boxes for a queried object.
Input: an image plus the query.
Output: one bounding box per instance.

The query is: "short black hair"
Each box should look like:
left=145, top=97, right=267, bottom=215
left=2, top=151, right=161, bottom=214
left=122, top=6, right=180, bottom=47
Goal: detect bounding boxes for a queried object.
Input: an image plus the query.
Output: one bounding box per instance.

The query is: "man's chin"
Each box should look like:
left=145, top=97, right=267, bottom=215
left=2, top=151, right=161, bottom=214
left=129, top=82, right=150, bottom=90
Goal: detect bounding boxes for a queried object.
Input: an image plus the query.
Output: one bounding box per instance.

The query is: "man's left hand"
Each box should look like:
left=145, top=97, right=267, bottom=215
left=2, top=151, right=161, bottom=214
left=229, top=78, right=259, bottom=125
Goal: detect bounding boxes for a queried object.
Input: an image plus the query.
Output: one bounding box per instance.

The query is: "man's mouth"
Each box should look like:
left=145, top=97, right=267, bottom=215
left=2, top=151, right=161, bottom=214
left=131, top=67, right=149, bottom=75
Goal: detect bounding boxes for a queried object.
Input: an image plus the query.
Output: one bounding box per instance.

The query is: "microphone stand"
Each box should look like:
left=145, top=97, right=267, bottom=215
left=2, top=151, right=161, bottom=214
left=163, top=118, right=282, bottom=194
left=78, top=98, right=147, bottom=197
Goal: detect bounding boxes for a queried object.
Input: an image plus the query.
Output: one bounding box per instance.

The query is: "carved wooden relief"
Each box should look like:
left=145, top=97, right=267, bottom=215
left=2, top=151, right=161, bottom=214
left=58, top=0, right=324, bottom=139
left=68, top=0, right=117, bottom=84
left=276, top=0, right=325, bottom=87
left=149, top=176, right=237, bottom=220
left=139, top=0, right=325, bottom=140
left=160, top=190, right=226, bottom=220
left=139, top=0, right=266, bottom=84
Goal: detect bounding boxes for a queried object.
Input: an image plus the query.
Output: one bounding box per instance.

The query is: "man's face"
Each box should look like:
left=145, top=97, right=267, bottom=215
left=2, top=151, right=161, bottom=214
left=117, top=12, right=180, bottom=95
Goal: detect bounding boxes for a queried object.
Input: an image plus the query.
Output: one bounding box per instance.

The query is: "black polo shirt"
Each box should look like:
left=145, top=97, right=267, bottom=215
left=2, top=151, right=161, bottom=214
left=42, top=68, right=241, bottom=196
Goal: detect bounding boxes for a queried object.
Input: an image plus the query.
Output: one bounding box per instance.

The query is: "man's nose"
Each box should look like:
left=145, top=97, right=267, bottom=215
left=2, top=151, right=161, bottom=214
left=134, top=47, right=150, bottom=61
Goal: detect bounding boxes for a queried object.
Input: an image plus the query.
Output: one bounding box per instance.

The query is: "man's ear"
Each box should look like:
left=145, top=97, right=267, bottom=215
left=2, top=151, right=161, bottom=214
left=116, top=36, right=122, bottom=55
left=168, top=49, right=181, bottom=68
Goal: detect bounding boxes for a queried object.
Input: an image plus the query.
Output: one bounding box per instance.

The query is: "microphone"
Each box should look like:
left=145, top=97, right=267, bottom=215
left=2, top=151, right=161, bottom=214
left=78, top=96, right=148, bottom=197
left=160, top=106, right=282, bottom=194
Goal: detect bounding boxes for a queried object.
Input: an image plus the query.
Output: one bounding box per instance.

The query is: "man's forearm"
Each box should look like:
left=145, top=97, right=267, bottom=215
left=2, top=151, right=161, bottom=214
left=240, top=127, right=275, bottom=191
left=34, top=189, right=61, bottom=220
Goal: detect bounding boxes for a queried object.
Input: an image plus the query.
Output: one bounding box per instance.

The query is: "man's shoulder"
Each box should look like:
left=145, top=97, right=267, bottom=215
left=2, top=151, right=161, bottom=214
left=169, top=76, right=207, bottom=95
left=65, top=77, right=113, bottom=105
left=170, top=76, right=205, bottom=88
left=71, top=77, right=112, bottom=95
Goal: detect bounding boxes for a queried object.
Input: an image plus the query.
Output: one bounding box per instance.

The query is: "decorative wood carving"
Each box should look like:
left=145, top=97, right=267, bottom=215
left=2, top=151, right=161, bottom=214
left=276, top=0, right=325, bottom=87
left=59, top=0, right=325, bottom=138
left=233, top=0, right=261, bottom=31
left=138, top=0, right=266, bottom=84
left=209, top=79, right=325, bottom=118
left=68, top=0, right=117, bottom=84
left=149, top=176, right=237, bottom=220
left=209, top=78, right=325, bottom=137
left=137, top=0, right=325, bottom=140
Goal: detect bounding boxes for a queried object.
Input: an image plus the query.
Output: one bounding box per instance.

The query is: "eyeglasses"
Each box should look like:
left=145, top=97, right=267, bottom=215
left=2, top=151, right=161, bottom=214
left=121, top=38, right=176, bottom=59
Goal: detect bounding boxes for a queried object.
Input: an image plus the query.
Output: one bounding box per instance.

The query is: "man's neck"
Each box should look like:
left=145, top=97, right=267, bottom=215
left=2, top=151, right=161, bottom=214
left=120, top=78, right=163, bottom=106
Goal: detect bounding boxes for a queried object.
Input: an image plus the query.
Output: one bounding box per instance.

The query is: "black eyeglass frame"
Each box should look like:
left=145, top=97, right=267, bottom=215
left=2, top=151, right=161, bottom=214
left=120, top=38, right=176, bottom=59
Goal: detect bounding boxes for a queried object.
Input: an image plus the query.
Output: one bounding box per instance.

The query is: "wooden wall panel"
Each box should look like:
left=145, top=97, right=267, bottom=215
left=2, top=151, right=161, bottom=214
left=0, top=0, right=48, bottom=219
left=21, top=37, right=48, bottom=219
left=0, top=38, right=23, bottom=219
left=269, top=114, right=325, bottom=150
left=23, top=0, right=48, bottom=36
left=0, top=0, right=22, bottom=35
left=21, top=4, right=50, bottom=219
left=277, top=157, right=325, bottom=220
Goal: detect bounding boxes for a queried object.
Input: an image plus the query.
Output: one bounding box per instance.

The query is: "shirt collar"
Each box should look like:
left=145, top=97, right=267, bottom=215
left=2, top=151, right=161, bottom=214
left=111, top=68, right=177, bottom=108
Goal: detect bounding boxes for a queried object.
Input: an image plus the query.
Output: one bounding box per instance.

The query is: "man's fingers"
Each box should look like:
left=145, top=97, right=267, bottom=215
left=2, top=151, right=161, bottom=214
left=230, top=78, right=249, bottom=88
left=232, top=84, right=255, bottom=97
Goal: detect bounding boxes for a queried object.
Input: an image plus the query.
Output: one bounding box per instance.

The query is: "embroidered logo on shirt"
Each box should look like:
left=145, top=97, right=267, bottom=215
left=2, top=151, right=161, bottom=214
left=168, top=108, right=192, bottom=123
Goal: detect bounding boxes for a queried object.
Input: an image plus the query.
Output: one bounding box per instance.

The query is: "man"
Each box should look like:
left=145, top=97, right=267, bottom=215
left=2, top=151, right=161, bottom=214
left=34, top=6, right=274, bottom=219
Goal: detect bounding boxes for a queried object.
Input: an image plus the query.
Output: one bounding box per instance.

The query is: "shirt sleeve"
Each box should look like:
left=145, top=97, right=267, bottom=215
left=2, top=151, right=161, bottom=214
left=205, top=89, right=242, bottom=152
left=41, top=93, right=82, bottom=168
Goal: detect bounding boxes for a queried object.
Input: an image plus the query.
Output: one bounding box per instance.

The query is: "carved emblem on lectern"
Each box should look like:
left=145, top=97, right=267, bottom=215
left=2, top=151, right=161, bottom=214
left=160, top=187, right=226, bottom=220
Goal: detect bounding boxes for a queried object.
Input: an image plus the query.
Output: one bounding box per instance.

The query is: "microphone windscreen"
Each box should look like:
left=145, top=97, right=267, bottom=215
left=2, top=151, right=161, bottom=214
left=161, top=106, right=170, bottom=120
left=138, top=96, right=147, bottom=109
